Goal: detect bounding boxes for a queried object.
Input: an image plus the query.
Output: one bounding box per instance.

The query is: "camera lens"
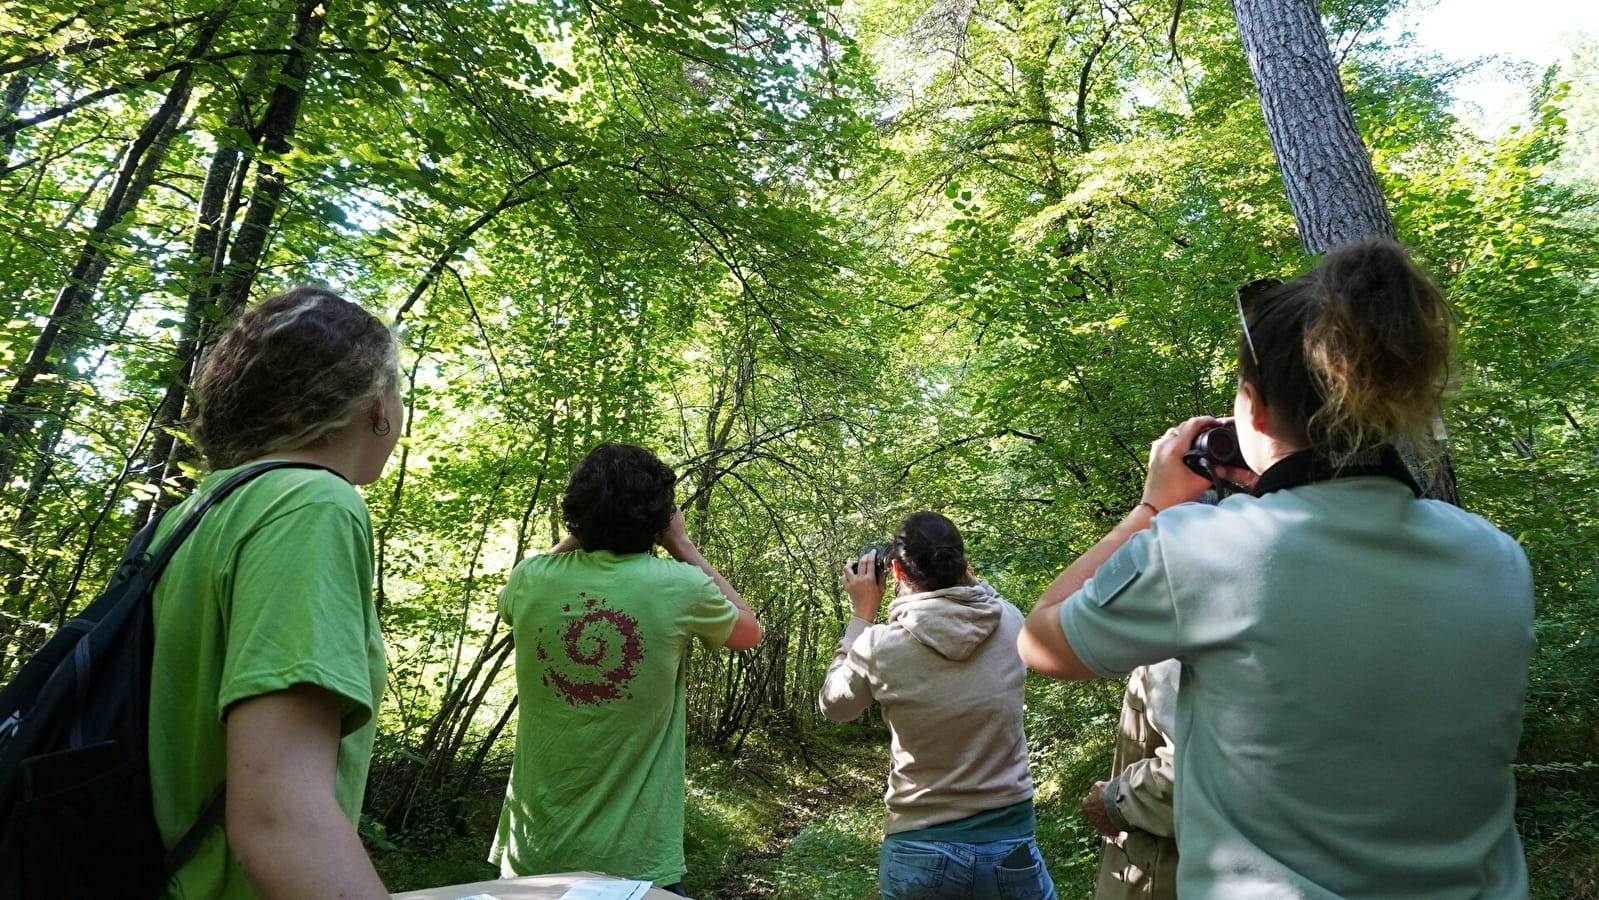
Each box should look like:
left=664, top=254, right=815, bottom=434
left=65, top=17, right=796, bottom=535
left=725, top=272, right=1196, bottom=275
left=850, top=544, right=892, bottom=578
left=1203, top=426, right=1236, bottom=460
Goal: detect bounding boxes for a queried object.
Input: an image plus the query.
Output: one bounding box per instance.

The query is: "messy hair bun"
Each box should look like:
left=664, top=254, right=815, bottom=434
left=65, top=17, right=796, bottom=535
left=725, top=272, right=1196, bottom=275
left=893, top=511, right=970, bottom=592
left=1241, top=239, right=1455, bottom=463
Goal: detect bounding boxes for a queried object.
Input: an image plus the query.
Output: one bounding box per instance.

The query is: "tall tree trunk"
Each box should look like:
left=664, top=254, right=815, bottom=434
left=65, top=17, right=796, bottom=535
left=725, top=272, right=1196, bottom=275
left=1, top=72, right=30, bottom=168
left=0, top=8, right=231, bottom=489
left=1229, top=0, right=1457, bottom=504
left=138, top=0, right=326, bottom=517
left=130, top=0, right=326, bottom=527
left=215, top=0, right=327, bottom=319
left=1229, top=0, right=1395, bottom=252
left=131, top=14, right=291, bottom=530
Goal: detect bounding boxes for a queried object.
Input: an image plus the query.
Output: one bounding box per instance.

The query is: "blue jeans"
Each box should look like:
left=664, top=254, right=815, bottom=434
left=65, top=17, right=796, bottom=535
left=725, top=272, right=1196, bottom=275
left=878, top=835, right=1057, bottom=900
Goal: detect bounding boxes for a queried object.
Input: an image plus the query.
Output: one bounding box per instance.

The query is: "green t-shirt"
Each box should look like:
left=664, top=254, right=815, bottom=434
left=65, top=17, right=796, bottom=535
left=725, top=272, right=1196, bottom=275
left=490, top=550, right=739, bottom=885
left=148, top=463, right=387, bottom=900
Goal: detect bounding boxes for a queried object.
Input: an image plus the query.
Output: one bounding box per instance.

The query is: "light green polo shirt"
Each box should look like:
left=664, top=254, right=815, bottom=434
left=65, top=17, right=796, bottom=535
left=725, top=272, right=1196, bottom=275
left=1060, top=475, right=1533, bottom=898
left=148, top=463, right=387, bottom=899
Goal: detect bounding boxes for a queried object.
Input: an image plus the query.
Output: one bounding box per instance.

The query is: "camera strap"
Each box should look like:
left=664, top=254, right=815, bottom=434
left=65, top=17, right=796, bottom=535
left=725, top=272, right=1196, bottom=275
left=1250, top=446, right=1421, bottom=498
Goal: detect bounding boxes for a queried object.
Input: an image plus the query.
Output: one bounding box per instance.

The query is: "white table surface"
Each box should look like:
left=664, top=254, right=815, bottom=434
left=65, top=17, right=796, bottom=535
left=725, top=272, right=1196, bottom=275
left=390, top=871, right=686, bottom=900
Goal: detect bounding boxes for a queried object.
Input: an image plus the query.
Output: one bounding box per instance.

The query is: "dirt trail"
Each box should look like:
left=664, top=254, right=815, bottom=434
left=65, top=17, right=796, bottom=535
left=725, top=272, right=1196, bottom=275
left=693, top=740, right=882, bottom=898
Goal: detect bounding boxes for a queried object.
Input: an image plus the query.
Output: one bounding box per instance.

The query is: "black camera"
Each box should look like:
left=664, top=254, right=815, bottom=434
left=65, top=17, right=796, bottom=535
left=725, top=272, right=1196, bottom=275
left=1182, top=423, right=1247, bottom=480
left=849, top=543, right=893, bottom=580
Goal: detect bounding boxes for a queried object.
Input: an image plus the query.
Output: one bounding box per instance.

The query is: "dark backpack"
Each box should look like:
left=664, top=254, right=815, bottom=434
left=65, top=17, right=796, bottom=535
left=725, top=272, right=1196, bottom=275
left=0, top=461, right=328, bottom=899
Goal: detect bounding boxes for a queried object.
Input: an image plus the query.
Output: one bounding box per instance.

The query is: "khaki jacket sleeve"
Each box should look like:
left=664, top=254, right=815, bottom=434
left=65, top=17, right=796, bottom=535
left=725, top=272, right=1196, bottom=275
left=1106, top=660, right=1181, bottom=837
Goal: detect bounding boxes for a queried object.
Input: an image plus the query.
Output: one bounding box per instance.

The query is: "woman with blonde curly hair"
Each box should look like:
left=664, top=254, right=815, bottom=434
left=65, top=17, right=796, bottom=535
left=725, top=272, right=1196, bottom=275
left=150, top=287, right=401, bottom=899
left=1021, top=240, right=1534, bottom=898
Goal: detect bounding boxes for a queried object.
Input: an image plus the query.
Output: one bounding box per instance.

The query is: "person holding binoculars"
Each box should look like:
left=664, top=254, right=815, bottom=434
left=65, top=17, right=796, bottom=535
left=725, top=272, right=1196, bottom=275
left=820, top=511, right=1055, bottom=900
left=490, top=443, right=761, bottom=895
left=1019, top=240, right=1534, bottom=898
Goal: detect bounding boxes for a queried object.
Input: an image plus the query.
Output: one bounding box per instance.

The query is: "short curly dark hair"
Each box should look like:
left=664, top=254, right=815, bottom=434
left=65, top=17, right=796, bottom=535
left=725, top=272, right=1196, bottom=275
left=562, top=443, right=678, bottom=554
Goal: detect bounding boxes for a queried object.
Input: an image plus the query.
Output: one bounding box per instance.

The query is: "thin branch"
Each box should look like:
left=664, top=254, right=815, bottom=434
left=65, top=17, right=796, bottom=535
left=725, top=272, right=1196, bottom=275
left=393, top=158, right=581, bottom=323
left=1168, top=0, right=1185, bottom=65
left=0, top=49, right=284, bottom=140
left=0, top=14, right=209, bottom=77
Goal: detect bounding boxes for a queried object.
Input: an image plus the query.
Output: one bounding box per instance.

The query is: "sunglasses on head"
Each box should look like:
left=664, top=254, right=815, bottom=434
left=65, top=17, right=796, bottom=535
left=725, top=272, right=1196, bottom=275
left=1233, top=276, right=1283, bottom=369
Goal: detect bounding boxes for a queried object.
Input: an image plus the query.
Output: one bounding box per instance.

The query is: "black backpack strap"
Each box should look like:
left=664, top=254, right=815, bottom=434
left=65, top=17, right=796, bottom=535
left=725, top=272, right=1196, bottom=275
left=164, top=784, right=225, bottom=877
left=149, top=461, right=336, bottom=878
left=142, top=460, right=341, bottom=585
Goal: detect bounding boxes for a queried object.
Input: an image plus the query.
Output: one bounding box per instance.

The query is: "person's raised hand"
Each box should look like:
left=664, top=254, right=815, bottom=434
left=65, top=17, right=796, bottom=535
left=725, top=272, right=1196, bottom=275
left=1142, top=416, right=1224, bottom=512
left=842, top=551, right=884, bottom=622
left=656, top=508, right=693, bottom=561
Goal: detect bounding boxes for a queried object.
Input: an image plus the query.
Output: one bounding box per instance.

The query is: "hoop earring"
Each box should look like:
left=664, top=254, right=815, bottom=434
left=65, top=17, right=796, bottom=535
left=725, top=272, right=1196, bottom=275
left=372, top=418, right=392, bottom=436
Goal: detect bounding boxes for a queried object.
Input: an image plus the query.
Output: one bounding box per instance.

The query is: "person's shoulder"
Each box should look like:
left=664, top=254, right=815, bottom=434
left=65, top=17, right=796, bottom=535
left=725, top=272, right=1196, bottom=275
left=207, top=461, right=351, bottom=491
left=1415, top=495, right=1499, bottom=526
left=846, top=620, right=898, bottom=664
left=509, top=550, right=560, bottom=575
left=1128, top=495, right=1274, bottom=578
left=861, top=614, right=923, bottom=655
left=200, top=462, right=362, bottom=517
left=551, top=551, right=721, bottom=598
left=1415, top=498, right=1525, bottom=552
left=642, top=553, right=717, bottom=584
left=1162, top=494, right=1244, bottom=521
left=1145, top=495, right=1257, bottom=543
left=985, top=591, right=1026, bottom=630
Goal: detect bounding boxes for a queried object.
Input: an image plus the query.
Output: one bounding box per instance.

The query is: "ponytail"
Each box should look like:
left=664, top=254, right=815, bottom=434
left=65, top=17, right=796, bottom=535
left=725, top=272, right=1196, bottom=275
left=892, top=511, right=970, bottom=592
left=1305, top=241, right=1454, bottom=460
left=1242, top=240, right=1455, bottom=463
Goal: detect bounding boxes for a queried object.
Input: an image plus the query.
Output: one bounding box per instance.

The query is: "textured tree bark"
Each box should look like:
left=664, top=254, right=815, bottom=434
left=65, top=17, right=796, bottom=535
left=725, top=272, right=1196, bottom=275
left=131, top=12, right=289, bottom=531
left=215, top=0, right=328, bottom=319
left=0, top=5, right=230, bottom=489
left=0, top=73, right=29, bottom=166
left=129, top=0, right=324, bottom=530
left=1229, top=0, right=1456, bottom=504
left=1229, top=0, right=1395, bottom=253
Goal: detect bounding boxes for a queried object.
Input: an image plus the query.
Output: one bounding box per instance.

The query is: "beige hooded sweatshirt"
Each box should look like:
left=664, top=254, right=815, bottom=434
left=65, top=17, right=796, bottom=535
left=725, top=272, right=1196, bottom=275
left=819, top=581, right=1035, bottom=834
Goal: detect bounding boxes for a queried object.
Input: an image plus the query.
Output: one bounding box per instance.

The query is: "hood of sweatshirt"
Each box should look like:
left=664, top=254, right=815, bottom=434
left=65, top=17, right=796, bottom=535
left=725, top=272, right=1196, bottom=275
left=885, top=580, right=1005, bottom=662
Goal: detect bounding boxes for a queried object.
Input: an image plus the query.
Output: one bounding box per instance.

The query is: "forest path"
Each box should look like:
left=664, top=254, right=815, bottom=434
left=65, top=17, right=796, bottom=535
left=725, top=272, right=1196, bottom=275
left=692, top=735, right=884, bottom=899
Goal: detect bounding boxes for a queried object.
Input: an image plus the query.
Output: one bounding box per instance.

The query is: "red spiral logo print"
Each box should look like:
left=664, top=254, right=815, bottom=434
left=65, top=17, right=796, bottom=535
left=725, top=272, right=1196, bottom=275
left=534, top=594, right=645, bottom=706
